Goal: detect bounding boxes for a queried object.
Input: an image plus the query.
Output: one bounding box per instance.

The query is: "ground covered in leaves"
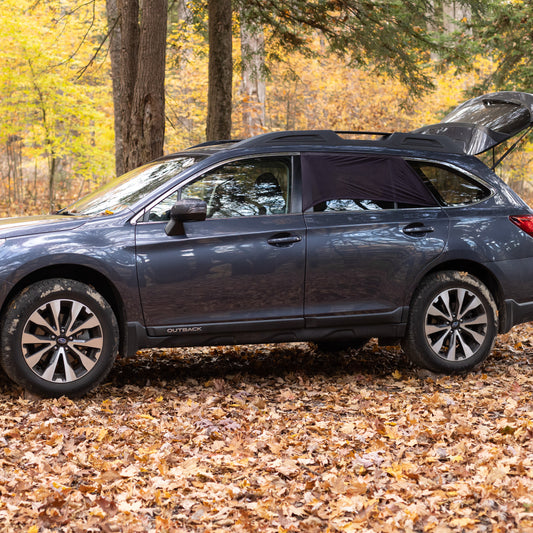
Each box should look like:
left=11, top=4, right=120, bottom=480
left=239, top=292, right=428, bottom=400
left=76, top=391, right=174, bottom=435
left=0, top=326, right=532, bottom=532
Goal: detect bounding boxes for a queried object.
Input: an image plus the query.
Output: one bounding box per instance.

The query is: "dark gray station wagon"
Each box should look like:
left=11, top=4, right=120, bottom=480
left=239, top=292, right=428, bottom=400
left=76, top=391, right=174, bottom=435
left=2, top=91, right=533, bottom=397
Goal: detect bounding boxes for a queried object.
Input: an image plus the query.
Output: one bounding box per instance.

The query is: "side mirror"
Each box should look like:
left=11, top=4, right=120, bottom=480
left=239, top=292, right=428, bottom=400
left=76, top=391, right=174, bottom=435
left=165, top=198, right=207, bottom=236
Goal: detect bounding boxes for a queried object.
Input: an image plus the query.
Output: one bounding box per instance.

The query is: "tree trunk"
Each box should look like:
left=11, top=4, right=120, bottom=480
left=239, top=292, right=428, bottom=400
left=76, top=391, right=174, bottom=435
left=105, top=0, right=124, bottom=176
left=240, top=22, right=265, bottom=138
left=107, top=0, right=167, bottom=175
left=206, top=0, right=233, bottom=141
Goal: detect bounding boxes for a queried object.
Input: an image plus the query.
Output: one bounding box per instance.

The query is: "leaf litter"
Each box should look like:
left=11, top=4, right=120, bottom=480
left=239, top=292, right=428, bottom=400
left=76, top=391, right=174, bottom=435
left=0, top=324, right=532, bottom=532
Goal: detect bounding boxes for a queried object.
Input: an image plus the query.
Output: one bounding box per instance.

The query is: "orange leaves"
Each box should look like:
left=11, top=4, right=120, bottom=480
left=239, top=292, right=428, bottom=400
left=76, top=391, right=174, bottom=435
left=0, top=334, right=532, bottom=531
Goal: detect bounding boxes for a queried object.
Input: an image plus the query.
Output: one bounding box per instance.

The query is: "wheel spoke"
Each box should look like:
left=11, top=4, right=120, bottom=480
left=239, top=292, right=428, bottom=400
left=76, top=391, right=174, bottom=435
left=24, top=344, right=55, bottom=368
left=456, top=289, right=467, bottom=317
left=458, top=292, right=482, bottom=319
left=22, top=332, right=52, bottom=345
left=68, top=345, right=97, bottom=372
left=425, top=323, right=449, bottom=335
left=439, top=291, right=453, bottom=319
left=49, top=300, right=62, bottom=333
left=59, top=348, right=79, bottom=382
left=446, top=330, right=458, bottom=360
left=27, top=310, right=58, bottom=336
left=462, top=314, right=487, bottom=327
left=68, top=315, right=101, bottom=337
left=456, top=331, right=474, bottom=358
left=72, top=337, right=103, bottom=350
left=428, top=301, right=452, bottom=321
left=64, top=301, right=85, bottom=335
left=461, top=325, right=486, bottom=345
left=429, top=328, right=451, bottom=353
left=40, top=350, right=61, bottom=381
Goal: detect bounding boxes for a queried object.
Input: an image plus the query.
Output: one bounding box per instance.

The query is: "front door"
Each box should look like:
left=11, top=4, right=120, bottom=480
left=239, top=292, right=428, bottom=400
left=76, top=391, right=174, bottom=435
left=135, top=156, right=306, bottom=334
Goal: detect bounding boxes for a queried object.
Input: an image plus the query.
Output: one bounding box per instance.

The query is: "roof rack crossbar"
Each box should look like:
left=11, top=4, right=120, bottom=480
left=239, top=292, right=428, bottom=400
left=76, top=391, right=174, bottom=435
left=335, top=130, right=392, bottom=136
left=188, top=139, right=240, bottom=149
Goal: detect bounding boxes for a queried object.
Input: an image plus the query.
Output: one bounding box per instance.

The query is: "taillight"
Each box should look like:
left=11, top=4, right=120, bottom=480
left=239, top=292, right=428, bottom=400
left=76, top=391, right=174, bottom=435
left=510, top=215, right=533, bottom=238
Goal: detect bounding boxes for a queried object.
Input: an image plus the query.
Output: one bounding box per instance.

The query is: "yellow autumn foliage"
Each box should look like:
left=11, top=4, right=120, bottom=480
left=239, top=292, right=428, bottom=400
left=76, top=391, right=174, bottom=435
left=0, top=3, right=531, bottom=215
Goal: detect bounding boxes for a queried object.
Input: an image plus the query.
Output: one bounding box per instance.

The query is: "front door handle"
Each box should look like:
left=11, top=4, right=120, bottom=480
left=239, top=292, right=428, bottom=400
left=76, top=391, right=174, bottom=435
left=403, top=223, right=435, bottom=236
left=267, top=233, right=302, bottom=247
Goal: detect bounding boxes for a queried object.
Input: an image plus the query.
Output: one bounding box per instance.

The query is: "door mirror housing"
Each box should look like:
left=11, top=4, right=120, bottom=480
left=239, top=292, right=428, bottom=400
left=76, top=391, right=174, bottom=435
left=165, top=198, right=207, bottom=236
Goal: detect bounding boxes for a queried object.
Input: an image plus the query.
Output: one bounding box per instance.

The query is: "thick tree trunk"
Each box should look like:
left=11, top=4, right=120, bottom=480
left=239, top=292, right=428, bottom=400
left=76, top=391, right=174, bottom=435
left=107, top=0, right=167, bottom=174
left=206, top=0, right=233, bottom=141
left=125, top=0, right=167, bottom=171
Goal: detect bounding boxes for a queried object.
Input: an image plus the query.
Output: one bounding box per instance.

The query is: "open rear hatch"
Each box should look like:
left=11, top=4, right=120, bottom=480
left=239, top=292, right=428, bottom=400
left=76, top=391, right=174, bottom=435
left=413, top=91, right=533, bottom=162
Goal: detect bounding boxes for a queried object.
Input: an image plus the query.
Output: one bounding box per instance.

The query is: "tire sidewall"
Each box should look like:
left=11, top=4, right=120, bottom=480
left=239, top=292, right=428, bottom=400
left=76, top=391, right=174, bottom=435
left=1, top=279, right=118, bottom=397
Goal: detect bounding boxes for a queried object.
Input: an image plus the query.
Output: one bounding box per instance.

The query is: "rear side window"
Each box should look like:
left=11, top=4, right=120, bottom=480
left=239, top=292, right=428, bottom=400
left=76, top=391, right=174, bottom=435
left=301, top=152, right=438, bottom=212
left=410, top=162, right=491, bottom=206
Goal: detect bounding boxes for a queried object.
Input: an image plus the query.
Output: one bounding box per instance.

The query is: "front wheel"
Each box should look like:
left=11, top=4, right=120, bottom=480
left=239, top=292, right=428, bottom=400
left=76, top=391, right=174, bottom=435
left=403, top=271, right=498, bottom=373
left=1, top=279, right=119, bottom=397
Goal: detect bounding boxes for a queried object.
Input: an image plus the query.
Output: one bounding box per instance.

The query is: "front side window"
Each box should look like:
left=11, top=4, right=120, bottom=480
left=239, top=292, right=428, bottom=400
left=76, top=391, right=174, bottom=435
left=147, top=157, right=291, bottom=221
left=301, top=152, right=438, bottom=212
left=410, top=162, right=491, bottom=206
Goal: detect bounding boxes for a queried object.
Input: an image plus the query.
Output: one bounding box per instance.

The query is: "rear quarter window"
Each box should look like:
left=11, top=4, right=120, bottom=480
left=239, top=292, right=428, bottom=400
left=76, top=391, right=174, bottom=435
left=410, top=162, right=491, bottom=206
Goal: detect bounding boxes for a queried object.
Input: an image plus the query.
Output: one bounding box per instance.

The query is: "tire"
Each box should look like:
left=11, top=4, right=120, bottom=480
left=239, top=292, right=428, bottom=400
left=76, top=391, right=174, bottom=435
left=316, top=338, right=370, bottom=352
left=403, top=271, right=498, bottom=373
left=1, top=279, right=119, bottom=397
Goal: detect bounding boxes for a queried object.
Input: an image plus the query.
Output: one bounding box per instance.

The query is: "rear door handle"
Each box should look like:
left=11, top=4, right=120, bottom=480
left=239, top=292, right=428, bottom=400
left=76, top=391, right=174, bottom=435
left=267, top=233, right=302, bottom=247
left=403, top=223, right=435, bottom=236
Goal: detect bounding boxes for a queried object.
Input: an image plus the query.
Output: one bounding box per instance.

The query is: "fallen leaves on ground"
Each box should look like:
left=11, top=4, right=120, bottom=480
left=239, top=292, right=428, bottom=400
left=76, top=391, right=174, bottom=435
left=0, top=325, right=532, bottom=532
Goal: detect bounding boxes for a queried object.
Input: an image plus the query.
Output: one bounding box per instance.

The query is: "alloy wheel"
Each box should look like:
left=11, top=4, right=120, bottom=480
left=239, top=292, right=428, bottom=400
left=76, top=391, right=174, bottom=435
left=21, top=298, right=104, bottom=383
left=424, top=287, right=488, bottom=361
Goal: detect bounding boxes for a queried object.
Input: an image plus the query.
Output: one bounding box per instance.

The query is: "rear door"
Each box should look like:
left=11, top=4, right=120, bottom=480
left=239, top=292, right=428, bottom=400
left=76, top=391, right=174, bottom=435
left=302, top=152, right=449, bottom=327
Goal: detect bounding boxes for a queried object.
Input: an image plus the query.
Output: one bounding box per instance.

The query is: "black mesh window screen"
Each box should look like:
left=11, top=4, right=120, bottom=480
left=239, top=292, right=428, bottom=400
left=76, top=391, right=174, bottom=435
left=301, top=153, right=438, bottom=212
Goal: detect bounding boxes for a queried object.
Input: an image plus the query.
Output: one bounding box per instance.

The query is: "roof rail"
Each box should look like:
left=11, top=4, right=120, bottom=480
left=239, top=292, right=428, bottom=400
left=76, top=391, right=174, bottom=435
left=233, top=129, right=462, bottom=153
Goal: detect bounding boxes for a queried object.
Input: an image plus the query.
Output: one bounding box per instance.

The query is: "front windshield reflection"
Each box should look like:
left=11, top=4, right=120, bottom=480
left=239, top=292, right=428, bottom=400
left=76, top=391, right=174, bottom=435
left=64, top=157, right=200, bottom=216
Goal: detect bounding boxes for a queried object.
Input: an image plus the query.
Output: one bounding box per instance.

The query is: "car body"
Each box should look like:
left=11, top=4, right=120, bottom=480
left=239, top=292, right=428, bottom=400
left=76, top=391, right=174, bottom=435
left=2, top=91, right=533, bottom=397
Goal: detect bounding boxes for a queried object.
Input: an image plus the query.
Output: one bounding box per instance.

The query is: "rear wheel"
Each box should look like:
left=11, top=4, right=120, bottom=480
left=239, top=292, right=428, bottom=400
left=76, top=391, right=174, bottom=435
left=403, top=271, right=497, bottom=373
left=1, top=279, right=119, bottom=397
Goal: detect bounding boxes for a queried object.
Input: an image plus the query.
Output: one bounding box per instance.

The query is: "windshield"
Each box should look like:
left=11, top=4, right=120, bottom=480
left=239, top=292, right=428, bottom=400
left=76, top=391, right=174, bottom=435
left=63, top=157, right=201, bottom=216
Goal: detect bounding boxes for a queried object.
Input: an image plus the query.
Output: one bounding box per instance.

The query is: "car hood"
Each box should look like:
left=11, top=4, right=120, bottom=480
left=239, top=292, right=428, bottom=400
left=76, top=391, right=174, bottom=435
left=413, top=91, right=533, bottom=156
left=0, top=215, right=86, bottom=239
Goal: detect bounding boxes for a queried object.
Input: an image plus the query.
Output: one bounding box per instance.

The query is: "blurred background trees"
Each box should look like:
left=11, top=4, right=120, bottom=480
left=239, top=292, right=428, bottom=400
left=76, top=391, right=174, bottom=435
left=0, top=0, right=531, bottom=215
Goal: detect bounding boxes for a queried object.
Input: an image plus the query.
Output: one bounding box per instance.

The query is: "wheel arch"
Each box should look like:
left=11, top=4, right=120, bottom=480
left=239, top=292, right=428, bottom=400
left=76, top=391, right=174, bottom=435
left=421, top=259, right=506, bottom=333
left=2, top=264, right=128, bottom=355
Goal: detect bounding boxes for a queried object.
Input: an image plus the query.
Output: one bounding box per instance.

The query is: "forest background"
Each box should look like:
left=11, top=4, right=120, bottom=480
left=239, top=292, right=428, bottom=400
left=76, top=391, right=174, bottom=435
left=0, top=0, right=532, bottom=216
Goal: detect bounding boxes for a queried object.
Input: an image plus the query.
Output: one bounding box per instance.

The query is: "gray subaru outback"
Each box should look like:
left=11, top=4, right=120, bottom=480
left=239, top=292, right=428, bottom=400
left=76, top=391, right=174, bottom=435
left=1, top=91, right=533, bottom=397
